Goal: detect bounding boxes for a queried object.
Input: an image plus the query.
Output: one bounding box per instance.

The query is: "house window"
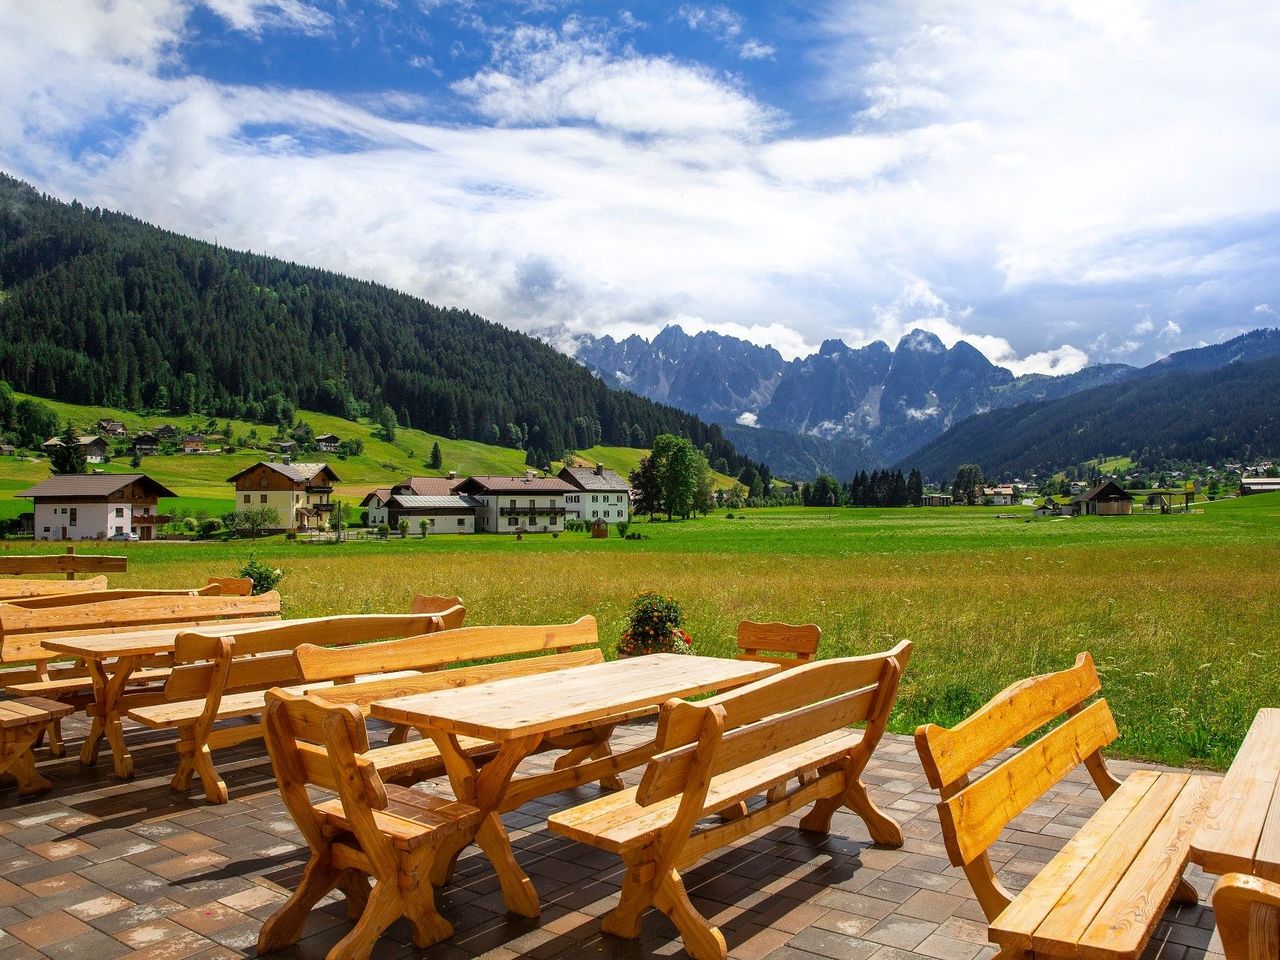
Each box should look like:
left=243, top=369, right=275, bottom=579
left=260, top=476, right=268, bottom=488
left=457, top=518, right=465, bottom=527
left=592, top=510, right=598, bottom=518
left=548, top=515, right=556, bottom=525
left=508, top=517, right=519, bottom=527
left=115, top=507, right=124, bottom=517
left=429, top=518, right=436, bottom=527
left=42, top=527, right=49, bottom=533
left=529, top=499, right=536, bottom=510
left=113, top=525, right=123, bottom=535
left=69, top=508, right=77, bottom=527
left=243, top=494, right=251, bottom=504
left=592, top=495, right=599, bottom=503
left=509, top=499, right=516, bottom=510
left=260, top=494, right=268, bottom=504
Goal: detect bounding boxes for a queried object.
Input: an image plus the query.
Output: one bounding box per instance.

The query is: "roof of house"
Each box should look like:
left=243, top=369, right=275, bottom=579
left=455, top=475, right=575, bottom=494
left=226, top=461, right=340, bottom=484
left=1076, top=479, right=1134, bottom=502
left=389, top=495, right=483, bottom=510
left=558, top=465, right=630, bottom=491
left=19, top=473, right=178, bottom=499
left=43, top=435, right=106, bottom=448
left=360, top=487, right=393, bottom=507
left=394, top=477, right=463, bottom=496
left=315, top=433, right=339, bottom=442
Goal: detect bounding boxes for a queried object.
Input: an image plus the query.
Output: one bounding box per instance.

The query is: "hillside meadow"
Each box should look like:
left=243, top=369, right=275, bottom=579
left=2, top=495, right=1276, bottom=769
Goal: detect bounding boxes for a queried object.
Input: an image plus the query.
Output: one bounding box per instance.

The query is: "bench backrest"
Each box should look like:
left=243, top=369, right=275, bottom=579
left=263, top=689, right=397, bottom=871
left=0, top=576, right=109, bottom=601
left=913, top=652, right=1121, bottom=920
left=164, top=609, right=460, bottom=700
left=639, top=640, right=910, bottom=810
left=735, top=620, right=821, bottom=668
left=409, top=594, right=466, bottom=629
left=294, top=615, right=598, bottom=683
left=5, top=581, right=232, bottom=610
left=0, top=591, right=283, bottom=664
left=0, top=550, right=127, bottom=579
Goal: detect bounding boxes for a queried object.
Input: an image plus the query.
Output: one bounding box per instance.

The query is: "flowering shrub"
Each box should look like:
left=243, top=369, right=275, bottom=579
left=618, top=591, right=692, bottom=657
left=239, top=556, right=284, bottom=595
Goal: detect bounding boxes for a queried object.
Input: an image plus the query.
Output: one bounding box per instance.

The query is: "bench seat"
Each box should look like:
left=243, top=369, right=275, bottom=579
left=365, top=735, right=496, bottom=781
left=315, top=786, right=482, bottom=852
left=7, top=667, right=173, bottom=699
left=991, top=770, right=1216, bottom=960
left=550, top=730, right=862, bottom=854
left=0, top=696, right=75, bottom=795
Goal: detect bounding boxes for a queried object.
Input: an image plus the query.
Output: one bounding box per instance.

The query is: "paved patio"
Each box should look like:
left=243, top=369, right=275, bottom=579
left=0, top=716, right=1223, bottom=960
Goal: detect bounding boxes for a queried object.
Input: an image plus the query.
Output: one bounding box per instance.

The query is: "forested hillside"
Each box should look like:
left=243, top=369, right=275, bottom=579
left=0, top=174, right=757, bottom=474
left=904, top=354, right=1280, bottom=480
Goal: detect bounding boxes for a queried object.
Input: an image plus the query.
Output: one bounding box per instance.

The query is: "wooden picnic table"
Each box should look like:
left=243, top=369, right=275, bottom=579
left=371, top=653, right=779, bottom=919
left=1192, top=708, right=1280, bottom=953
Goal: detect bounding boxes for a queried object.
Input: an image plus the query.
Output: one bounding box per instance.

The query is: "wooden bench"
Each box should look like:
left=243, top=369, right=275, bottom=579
left=126, top=605, right=463, bottom=803
left=734, top=619, right=821, bottom=668
left=1212, top=873, right=1280, bottom=960
left=0, top=696, right=73, bottom=796
left=547, top=640, right=912, bottom=960
left=0, top=577, right=109, bottom=601
left=0, top=547, right=126, bottom=580
left=914, top=653, right=1218, bottom=960
left=0, top=590, right=283, bottom=755
left=257, top=689, right=481, bottom=960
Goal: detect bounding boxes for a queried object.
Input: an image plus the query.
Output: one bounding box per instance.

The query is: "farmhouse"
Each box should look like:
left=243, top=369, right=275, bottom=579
left=132, top=432, right=158, bottom=455
left=454, top=473, right=572, bottom=533
left=0, top=444, right=14, bottom=456
left=1240, top=476, right=1280, bottom=496
left=984, top=484, right=1018, bottom=506
left=361, top=475, right=465, bottom=528
left=95, top=418, right=127, bottom=437
left=154, top=424, right=179, bottom=441
left=387, top=494, right=482, bottom=533
left=1074, top=479, right=1134, bottom=516
left=227, top=461, right=340, bottom=533
left=181, top=434, right=204, bottom=454
left=20, top=473, right=175, bottom=541
left=360, top=488, right=393, bottom=527
left=43, top=435, right=109, bottom=463
left=558, top=463, right=631, bottom=523
left=921, top=493, right=953, bottom=507
left=315, top=433, right=340, bottom=453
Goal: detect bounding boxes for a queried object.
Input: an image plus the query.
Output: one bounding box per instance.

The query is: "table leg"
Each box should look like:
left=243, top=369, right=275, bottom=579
left=80, top=656, right=141, bottom=779
left=431, top=731, right=543, bottom=919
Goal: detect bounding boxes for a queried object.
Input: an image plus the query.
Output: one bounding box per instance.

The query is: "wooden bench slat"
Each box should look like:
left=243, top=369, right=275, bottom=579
left=1077, top=774, right=1217, bottom=960
left=1195, top=709, right=1280, bottom=877
left=316, top=788, right=481, bottom=850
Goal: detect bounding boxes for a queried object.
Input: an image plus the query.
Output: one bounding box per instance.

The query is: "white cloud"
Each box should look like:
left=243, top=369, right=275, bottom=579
left=202, top=0, right=332, bottom=35
left=735, top=411, right=759, bottom=427
left=1256, top=303, right=1276, bottom=315
left=1133, top=317, right=1155, bottom=335
left=739, top=39, right=776, bottom=60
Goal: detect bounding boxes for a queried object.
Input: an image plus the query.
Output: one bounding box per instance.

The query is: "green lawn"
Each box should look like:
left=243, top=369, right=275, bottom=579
left=3, top=494, right=1277, bottom=769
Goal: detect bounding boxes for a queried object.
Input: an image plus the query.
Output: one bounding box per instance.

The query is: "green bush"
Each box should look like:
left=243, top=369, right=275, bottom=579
left=238, top=556, right=284, bottom=595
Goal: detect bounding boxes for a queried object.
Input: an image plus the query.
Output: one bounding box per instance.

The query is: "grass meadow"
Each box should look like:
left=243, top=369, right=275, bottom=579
left=2, top=496, right=1277, bottom=769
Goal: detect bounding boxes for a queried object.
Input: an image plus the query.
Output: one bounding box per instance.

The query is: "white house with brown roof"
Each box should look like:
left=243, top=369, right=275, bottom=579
left=315, top=433, right=340, bottom=453
left=558, top=463, right=631, bottom=523
left=227, top=461, right=340, bottom=532
left=360, top=487, right=393, bottom=527
left=454, top=472, right=572, bottom=533
left=20, top=473, right=176, bottom=541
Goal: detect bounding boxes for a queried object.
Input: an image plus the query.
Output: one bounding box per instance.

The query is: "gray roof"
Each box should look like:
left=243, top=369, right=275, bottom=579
left=227, top=461, right=340, bottom=484
left=559, top=466, right=629, bottom=492
left=19, top=473, right=178, bottom=499
left=390, top=495, right=482, bottom=510
left=456, top=475, right=575, bottom=494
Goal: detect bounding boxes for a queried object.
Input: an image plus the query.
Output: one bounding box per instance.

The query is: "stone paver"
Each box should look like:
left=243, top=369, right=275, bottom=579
left=0, top=714, right=1224, bottom=959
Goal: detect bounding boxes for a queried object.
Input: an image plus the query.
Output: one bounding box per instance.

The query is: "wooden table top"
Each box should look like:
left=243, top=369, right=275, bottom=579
left=371, top=654, right=779, bottom=741
left=1192, top=707, right=1280, bottom=880
left=0, top=696, right=74, bottom=729
left=41, top=629, right=188, bottom=660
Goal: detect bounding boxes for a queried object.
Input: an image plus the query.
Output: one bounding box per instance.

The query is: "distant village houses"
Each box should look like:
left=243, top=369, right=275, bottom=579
left=920, top=493, right=953, bottom=507
left=132, top=432, right=159, bottom=456
left=182, top=434, right=205, bottom=454
left=21, top=473, right=175, bottom=541
left=1073, top=480, right=1134, bottom=516
left=454, top=473, right=574, bottom=534
left=558, top=463, right=631, bottom=523
left=42, top=435, right=109, bottom=463
left=315, top=433, right=340, bottom=453
left=227, top=461, right=339, bottom=533
left=95, top=418, right=127, bottom=437
left=1240, top=476, right=1280, bottom=496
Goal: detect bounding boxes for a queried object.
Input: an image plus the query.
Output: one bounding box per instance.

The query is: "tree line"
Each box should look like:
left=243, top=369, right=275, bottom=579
left=798, top=468, right=926, bottom=507
left=0, top=175, right=764, bottom=479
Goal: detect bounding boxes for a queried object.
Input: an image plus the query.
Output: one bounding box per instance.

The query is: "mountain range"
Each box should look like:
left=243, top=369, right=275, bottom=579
left=571, top=325, right=1280, bottom=478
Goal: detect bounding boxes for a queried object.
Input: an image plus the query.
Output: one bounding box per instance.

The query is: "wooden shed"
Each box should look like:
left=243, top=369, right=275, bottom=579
left=1075, top=480, right=1134, bottom=516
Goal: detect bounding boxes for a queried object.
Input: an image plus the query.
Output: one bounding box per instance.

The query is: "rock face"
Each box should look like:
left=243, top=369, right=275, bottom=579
left=572, top=324, right=1135, bottom=469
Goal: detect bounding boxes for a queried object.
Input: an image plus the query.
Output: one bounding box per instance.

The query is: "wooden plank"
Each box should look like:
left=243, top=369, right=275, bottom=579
left=990, top=772, right=1161, bottom=956
left=372, top=655, right=778, bottom=741
left=0, top=554, right=126, bottom=576
left=656, top=647, right=907, bottom=750
left=34, top=619, right=281, bottom=660
left=639, top=686, right=875, bottom=804
left=296, top=616, right=598, bottom=682
left=0, top=577, right=108, bottom=600
left=1077, top=774, right=1217, bottom=960
left=174, top=614, right=440, bottom=661
left=0, top=591, right=281, bottom=634
left=917, top=652, right=1102, bottom=791
left=1194, top=708, right=1280, bottom=877
left=736, top=621, right=821, bottom=656
left=939, top=698, right=1119, bottom=865
left=1028, top=772, right=1188, bottom=954
left=314, top=649, right=605, bottom=709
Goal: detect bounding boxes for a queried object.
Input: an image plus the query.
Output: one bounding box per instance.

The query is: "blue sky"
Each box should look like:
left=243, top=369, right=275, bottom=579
left=2, top=0, right=1279, bottom=373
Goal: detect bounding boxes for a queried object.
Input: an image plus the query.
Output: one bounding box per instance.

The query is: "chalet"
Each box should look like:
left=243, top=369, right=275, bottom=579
left=43, top=435, right=110, bottom=464
left=1240, top=476, right=1280, bottom=496
left=182, top=435, right=204, bottom=454
left=0, top=444, right=14, bottom=456
left=154, top=424, right=179, bottom=441
left=921, top=493, right=953, bottom=507
left=95, top=418, right=127, bottom=437
left=315, top=433, right=340, bottom=453
left=386, top=494, right=482, bottom=534
left=454, top=473, right=572, bottom=534
left=132, top=432, right=158, bottom=456
left=1074, top=479, right=1133, bottom=516
left=558, top=463, right=631, bottom=523
left=270, top=439, right=296, bottom=454
left=20, top=473, right=175, bottom=541
left=984, top=484, right=1018, bottom=506
left=227, top=461, right=340, bottom=533
left=360, top=488, right=393, bottom=527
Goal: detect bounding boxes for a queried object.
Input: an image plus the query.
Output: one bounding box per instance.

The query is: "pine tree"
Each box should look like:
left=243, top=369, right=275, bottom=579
left=50, top=422, right=87, bottom=475
left=429, top=441, right=442, bottom=470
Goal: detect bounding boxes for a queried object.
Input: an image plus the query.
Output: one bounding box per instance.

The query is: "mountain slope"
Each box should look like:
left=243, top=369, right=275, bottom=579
left=903, top=354, right=1280, bottom=480
left=0, top=174, right=756, bottom=475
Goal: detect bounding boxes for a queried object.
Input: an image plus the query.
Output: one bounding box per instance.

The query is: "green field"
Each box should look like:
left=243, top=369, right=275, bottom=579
left=2, top=495, right=1276, bottom=769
